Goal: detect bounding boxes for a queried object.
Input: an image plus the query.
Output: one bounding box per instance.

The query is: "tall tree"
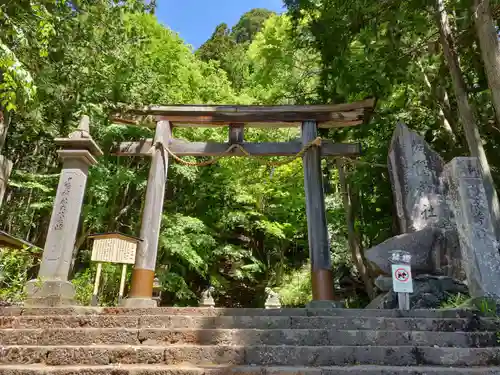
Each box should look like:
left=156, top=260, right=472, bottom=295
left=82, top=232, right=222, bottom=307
left=196, top=23, right=235, bottom=62
left=231, top=8, right=276, bottom=44
left=436, top=0, right=500, bottom=239
left=472, top=0, right=500, bottom=126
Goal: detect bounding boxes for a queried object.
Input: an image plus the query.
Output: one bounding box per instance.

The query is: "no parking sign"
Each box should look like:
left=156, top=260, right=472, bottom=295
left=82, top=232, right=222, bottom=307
left=391, top=264, right=413, bottom=293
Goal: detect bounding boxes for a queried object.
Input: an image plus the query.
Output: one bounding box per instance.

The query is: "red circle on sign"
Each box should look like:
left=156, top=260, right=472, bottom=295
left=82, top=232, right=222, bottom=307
left=394, top=268, right=410, bottom=282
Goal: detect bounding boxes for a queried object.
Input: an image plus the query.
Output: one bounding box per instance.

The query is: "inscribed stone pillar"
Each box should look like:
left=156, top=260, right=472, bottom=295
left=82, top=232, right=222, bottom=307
left=124, top=120, right=170, bottom=307
left=443, top=157, right=500, bottom=299
left=25, top=116, right=102, bottom=306
left=301, top=120, right=335, bottom=302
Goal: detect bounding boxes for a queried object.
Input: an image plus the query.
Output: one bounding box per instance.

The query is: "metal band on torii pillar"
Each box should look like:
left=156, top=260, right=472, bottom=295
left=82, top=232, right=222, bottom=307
left=301, top=120, right=335, bottom=303
left=123, top=120, right=170, bottom=307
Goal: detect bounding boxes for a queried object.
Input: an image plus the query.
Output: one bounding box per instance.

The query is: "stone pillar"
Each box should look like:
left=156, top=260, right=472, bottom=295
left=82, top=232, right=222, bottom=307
left=25, top=116, right=102, bottom=306
left=301, top=120, right=335, bottom=302
left=124, top=120, right=170, bottom=307
left=443, top=157, right=500, bottom=299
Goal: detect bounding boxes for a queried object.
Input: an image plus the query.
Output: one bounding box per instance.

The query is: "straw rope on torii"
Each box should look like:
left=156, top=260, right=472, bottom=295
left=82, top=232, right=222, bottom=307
left=149, top=136, right=323, bottom=167
left=108, top=99, right=377, bottom=308
left=146, top=136, right=387, bottom=168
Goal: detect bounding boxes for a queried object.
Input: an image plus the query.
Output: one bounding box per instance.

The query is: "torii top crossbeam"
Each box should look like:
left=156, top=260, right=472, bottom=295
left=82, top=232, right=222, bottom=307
left=111, top=98, right=375, bottom=128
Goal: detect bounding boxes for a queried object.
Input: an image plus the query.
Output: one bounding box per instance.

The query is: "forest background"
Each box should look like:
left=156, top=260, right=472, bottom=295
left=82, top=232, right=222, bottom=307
left=1, top=0, right=499, bottom=307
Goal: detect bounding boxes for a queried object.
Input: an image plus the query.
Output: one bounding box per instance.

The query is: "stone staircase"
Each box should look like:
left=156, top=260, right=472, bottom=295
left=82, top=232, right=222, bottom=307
left=1, top=307, right=500, bottom=374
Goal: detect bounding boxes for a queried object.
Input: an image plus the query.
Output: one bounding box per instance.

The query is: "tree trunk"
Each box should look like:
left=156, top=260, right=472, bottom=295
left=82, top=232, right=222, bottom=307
left=0, top=108, right=10, bottom=153
left=436, top=0, right=500, bottom=239
left=0, top=108, right=13, bottom=207
left=336, top=159, right=374, bottom=299
left=473, top=0, right=500, bottom=124
left=418, top=61, right=457, bottom=144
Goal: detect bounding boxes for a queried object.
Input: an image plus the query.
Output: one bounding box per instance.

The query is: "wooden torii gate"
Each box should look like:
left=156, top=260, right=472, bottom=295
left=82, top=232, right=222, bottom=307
left=112, top=99, right=375, bottom=307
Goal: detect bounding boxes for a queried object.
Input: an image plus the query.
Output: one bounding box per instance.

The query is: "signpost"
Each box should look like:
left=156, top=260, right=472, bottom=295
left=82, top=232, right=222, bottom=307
left=389, top=250, right=413, bottom=310
left=89, top=233, right=141, bottom=306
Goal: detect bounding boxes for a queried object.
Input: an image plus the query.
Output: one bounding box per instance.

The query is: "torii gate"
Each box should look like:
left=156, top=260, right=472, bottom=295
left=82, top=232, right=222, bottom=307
left=23, top=99, right=374, bottom=307
left=112, top=99, right=375, bottom=307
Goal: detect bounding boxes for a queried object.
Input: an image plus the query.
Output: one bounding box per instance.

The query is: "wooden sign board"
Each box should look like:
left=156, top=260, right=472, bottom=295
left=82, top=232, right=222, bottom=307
left=90, top=234, right=138, bottom=264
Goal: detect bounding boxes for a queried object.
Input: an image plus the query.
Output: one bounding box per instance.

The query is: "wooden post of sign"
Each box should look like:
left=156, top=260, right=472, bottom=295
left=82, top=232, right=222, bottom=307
left=91, top=262, right=102, bottom=306
left=301, top=120, right=335, bottom=302
left=118, top=264, right=127, bottom=304
left=124, top=120, right=170, bottom=307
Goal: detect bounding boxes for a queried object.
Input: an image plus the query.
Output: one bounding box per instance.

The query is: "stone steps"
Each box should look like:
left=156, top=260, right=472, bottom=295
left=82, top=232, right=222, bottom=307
left=0, top=308, right=476, bottom=318
left=0, top=328, right=497, bottom=347
left=2, top=365, right=500, bottom=375
left=1, top=315, right=493, bottom=331
left=2, top=345, right=500, bottom=367
left=1, top=307, right=498, bottom=374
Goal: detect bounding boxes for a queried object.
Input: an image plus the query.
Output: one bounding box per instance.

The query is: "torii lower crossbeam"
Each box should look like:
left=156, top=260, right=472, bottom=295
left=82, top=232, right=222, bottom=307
left=114, top=139, right=361, bottom=157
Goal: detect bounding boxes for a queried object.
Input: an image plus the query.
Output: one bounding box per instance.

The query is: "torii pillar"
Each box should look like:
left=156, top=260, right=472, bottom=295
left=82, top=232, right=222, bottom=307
left=25, top=116, right=102, bottom=306
left=123, top=120, right=170, bottom=307
left=301, top=120, right=337, bottom=306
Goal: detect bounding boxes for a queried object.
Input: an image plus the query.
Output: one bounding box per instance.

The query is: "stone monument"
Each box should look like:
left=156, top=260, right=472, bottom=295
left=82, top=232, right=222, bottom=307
left=366, top=123, right=500, bottom=308
left=443, top=157, right=500, bottom=300
left=366, top=123, right=462, bottom=282
left=25, top=116, right=103, bottom=306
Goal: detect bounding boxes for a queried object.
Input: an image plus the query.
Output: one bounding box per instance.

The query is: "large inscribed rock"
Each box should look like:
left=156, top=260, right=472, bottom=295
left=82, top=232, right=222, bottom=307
left=366, top=123, right=462, bottom=279
left=443, top=157, right=500, bottom=299
left=388, top=122, right=450, bottom=232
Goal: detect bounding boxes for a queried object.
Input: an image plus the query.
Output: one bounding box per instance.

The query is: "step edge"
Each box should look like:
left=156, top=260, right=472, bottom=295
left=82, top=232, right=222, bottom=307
left=0, top=328, right=494, bottom=334
left=2, top=345, right=500, bottom=350
left=1, top=315, right=481, bottom=321
left=1, top=364, right=500, bottom=369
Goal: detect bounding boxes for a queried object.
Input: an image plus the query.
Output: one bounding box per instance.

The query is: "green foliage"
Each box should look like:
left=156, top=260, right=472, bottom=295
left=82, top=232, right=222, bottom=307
left=231, top=8, right=276, bottom=44
left=196, top=8, right=276, bottom=91
left=197, top=23, right=235, bottom=62
left=277, top=266, right=312, bottom=307
left=72, top=268, right=94, bottom=306
left=440, top=293, right=470, bottom=309
left=245, top=14, right=320, bottom=104
left=0, top=0, right=57, bottom=110
left=0, top=246, right=41, bottom=303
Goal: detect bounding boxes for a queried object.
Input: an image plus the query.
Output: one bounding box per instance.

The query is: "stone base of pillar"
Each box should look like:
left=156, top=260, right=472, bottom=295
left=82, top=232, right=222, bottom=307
left=24, top=279, right=76, bottom=307
left=121, top=297, right=158, bottom=308
left=307, top=300, right=345, bottom=309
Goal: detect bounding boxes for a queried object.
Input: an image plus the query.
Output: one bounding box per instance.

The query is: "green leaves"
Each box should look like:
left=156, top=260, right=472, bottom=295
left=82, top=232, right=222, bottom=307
left=160, top=213, right=215, bottom=275
left=0, top=246, right=41, bottom=303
